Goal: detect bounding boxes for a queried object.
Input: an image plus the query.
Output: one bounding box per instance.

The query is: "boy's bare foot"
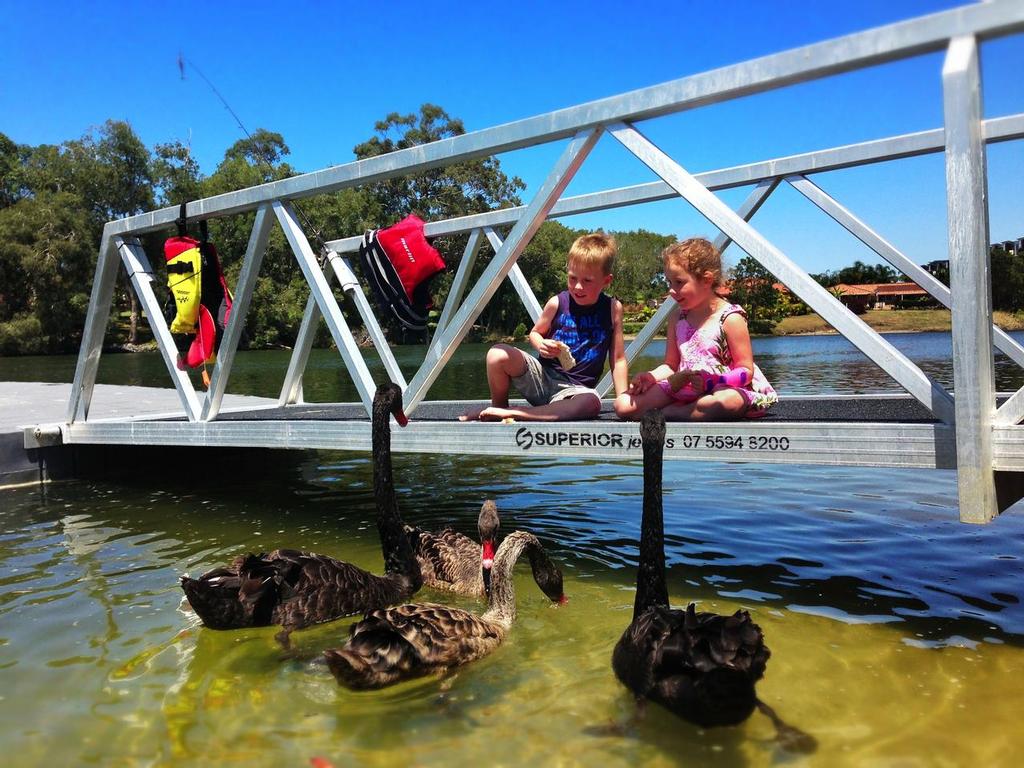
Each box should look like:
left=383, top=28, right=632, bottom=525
left=478, top=406, right=513, bottom=421
left=459, top=406, right=486, bottom=421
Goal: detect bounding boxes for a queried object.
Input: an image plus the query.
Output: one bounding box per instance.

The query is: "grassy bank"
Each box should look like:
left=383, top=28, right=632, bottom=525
left=773, top=308, right=1024, bottom=335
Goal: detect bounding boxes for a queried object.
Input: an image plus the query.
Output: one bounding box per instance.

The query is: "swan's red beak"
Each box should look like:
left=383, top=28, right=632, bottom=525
left=558, top=594, right=568, bottom=604
left=481, top=540, right=495, bottom=570
left=393, top=408, right=409, bottom=427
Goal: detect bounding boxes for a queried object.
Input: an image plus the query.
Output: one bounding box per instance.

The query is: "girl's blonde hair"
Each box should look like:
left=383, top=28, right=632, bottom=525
left=662, top=237, right=723, bottom=288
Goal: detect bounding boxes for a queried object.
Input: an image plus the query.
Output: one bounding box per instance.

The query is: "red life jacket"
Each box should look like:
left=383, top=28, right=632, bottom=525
left=358, top=214, right=446, bottom=331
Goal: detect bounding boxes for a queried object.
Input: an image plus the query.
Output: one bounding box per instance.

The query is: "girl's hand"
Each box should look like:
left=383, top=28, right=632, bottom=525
left=667, top=369, right=704, bottom=393
left=535, top=338, right=561, bottom=359
left=628, top=371, right=657, bottom=394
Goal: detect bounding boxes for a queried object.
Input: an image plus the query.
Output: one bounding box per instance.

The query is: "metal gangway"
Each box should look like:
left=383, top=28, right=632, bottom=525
left=31, top=0, right=1024, bottom=524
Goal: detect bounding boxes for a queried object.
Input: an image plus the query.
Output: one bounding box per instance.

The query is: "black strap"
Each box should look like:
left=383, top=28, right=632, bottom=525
left=166, top=262, right=194, bottom=274
left=176, top=202, right=188, bottom=237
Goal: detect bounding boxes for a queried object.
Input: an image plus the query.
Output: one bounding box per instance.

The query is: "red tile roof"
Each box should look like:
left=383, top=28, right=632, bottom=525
left=873, top=282, right=927, bottom=296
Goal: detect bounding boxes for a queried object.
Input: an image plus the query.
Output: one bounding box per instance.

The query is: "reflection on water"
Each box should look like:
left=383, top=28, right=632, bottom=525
left=1, top=450, right=1023, bottom=767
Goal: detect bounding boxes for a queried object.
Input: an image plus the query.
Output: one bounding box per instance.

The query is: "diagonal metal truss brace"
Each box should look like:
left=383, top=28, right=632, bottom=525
left=609, top=121, right=956, bottom=424
left=274, top=202, right=377, bottom=413
left=594, top=178, right=779, bottom=396
left=116, top=237, right=202, bottom=421
left=402, top=128, right=603, bottom=414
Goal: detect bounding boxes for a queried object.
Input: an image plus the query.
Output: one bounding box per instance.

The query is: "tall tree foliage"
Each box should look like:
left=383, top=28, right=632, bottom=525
left=812, top=260, right=902, bottom=287
left=0, top=192, right=94, bottom=354
left=352, top=104, right=524, bottom=222
left=990, top=244, right=1024, bottom=312
left=350, top=104, right=526, bottom=340
left=727, top=256, right=781, bottom=333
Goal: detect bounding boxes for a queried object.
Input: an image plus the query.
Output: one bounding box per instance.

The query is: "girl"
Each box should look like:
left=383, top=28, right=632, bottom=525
left=614, top=238, right=777, bottom=421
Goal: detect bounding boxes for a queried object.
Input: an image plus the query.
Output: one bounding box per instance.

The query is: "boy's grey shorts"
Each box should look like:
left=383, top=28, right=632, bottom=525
left=512, top=353, right=601, bottom=407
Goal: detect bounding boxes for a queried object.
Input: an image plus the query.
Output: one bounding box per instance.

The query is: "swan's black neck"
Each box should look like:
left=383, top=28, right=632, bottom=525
left=371, top=396, right=420, bottom=588
left=634, top=414, right=669, bottom=619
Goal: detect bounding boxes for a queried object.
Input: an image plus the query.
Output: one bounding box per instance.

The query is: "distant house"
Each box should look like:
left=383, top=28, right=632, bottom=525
left=831, top=283, right=877, bottom=313
left=829, top=281, right=935, bottom=310
left=872, top=281, right=934, bottom=308
left=720, top=278, right=937, bottom=312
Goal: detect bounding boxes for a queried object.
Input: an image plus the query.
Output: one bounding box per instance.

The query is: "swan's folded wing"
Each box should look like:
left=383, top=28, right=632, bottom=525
left=405, top=527, right=479, bottom=588
left=358, top=603, right=501, bottom=665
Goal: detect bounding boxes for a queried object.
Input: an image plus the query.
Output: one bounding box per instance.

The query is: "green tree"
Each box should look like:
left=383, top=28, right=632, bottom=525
left=353, top=104, right=524, bottom=222
left=728, top=256, right=781, bottom=333
left=351, top=104, right=526, bottom=340
left=0, top=191, right=94, bottom=354
left=150, top=141, right=202, bottom=206
left=612, top=229, right=674, bottom=304
left=0, top=133, right=27, bottom=208
left=991, top=244, right=1024, bottom=312
left=477, top=220, right=579, bottom=335
left=60, top=120, right=154, bottom=227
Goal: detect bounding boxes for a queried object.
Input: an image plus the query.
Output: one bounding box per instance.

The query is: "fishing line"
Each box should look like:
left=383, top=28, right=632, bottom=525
left=177, top=53, right=327, bottom=252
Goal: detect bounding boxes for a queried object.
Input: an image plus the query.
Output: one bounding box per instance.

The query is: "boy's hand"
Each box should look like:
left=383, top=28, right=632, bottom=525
left=628, top=371, right=656, bottom=394
left=535, top=339, right=562, bottom=359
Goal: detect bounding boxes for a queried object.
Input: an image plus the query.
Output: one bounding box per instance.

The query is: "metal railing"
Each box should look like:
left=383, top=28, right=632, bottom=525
left=66, top=0, right=1024, bottom=523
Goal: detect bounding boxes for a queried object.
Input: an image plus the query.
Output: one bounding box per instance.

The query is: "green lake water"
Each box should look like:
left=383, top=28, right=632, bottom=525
left=1, top=334, right=1023, bottom=766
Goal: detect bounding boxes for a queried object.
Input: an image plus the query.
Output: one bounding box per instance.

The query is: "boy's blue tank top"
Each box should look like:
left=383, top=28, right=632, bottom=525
left=540, top=291, right=613, bottom=387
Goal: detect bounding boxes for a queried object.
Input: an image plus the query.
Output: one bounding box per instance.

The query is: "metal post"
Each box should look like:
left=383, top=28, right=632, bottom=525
left=274, top=202, right=378, bottom=414
left=610, top=122, right=955, bottom=424
left=202, top=205, right=274, bottom=421
left=67, top=228, right=118, bottom=423
left=116, top=238, right=201, bottom=421
left=595, top=178, right=778, bottom=396
left=943, top=35, right=998, bottom=522
left=403, top=128, right=602, bottom=413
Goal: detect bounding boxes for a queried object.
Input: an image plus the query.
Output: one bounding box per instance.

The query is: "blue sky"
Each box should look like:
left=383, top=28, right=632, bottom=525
left=2, top=0, right=1021, bottom=275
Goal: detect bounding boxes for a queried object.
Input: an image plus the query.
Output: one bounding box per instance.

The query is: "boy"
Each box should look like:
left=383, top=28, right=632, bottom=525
left=460, top=233, right=628, bottom=422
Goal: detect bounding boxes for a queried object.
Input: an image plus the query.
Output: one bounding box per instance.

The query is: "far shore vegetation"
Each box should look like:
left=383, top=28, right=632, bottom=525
left=2, top=107, right=1022, bottom=357
left=772, top=308, right=1024, bottom=336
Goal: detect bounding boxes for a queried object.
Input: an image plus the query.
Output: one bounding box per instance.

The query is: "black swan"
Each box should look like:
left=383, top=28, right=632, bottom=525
left=611, top=410, right=815, bottom=750
left=323, top=530, right=566, bottom=689
left=179, top=382, right=423, bottom=645
left=404, top=499, right=565, bottom=601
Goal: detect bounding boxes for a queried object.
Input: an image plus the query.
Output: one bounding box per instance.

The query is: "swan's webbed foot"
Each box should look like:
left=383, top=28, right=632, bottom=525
left=274, top=627, right=294, bottom=651
left=582, top=697, right=646, bottom=738
left=756, top=699, right=817, bottom=754
left=437, top=668, right=457, bottom=691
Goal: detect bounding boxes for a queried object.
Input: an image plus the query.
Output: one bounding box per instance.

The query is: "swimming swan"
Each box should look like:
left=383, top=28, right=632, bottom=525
left=611, top=410, right=815, bottom=750
left=404, top=499, right=564, bottom=601
left=323, top=529, right=566, bottom=689
left=179, top=382, right=422, bottom=645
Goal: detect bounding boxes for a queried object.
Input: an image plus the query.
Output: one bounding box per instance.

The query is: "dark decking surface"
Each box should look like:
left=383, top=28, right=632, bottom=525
left=207, top=397, right=946, bottom=424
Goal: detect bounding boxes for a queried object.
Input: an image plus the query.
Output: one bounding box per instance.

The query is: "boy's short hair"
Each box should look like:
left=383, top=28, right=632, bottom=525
left=568, top=233, right=617, bottom=276
left=663, top=237, right=723, bottom=288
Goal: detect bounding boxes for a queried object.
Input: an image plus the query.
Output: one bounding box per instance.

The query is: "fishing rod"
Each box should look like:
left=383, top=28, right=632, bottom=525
left=177, top=53, right=326, bottom=251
